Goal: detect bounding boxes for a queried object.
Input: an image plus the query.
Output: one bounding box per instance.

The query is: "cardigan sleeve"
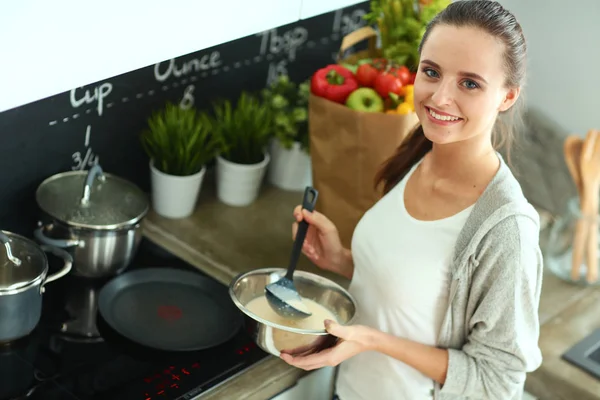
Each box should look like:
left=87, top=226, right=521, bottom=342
left=440, top=215, right=543, bottom=399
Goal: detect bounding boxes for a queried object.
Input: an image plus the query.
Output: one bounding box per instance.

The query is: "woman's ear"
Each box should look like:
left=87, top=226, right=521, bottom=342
left=498, top=86, right=521, bottom=112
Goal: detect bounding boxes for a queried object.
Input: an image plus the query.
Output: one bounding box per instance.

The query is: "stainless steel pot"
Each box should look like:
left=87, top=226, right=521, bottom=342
left=33, top=164, right=149, bottom=278
left=0, top=230, right=72, bottom=343
left=229, top=268, right=357, bottom=357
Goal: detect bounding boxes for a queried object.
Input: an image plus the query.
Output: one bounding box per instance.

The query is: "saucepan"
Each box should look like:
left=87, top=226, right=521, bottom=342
left=229, top=268, right=357, bottom=357
left=33, top=164, right=149, bottom=278
left=0, top=230, right=72, bottom=343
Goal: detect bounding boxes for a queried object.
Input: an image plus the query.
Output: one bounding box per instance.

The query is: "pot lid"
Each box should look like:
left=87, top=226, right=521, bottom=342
left=36, top=165, right=149, bottom=229
left=0, top=231, right=47, bottom=292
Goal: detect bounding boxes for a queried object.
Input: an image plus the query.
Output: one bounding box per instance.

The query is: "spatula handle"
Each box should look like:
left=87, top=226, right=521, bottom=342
left=286, top=187, right=319, bottom=280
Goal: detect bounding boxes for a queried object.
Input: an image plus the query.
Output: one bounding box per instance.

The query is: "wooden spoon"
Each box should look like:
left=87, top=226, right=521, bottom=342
left=580, top=129, right=600, bottom=283
left=564, top=135, right=587, bottom=281
left=564, top=135, right=584, bottom=197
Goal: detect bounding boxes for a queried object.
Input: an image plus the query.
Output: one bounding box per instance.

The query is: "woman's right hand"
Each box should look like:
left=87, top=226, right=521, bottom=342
left=292, top=206, right=352, bottom=278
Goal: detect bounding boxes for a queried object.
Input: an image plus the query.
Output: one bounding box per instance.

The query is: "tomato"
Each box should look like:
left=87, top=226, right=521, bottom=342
left=393, top=66, right=411, bottom=86
left=407, top=72, right=417, bottom=85
left=371, top=58, right=389, bottom=70
left=374, top=72, right=404, bottom=99
left=356, top=64, right=380, bottom=87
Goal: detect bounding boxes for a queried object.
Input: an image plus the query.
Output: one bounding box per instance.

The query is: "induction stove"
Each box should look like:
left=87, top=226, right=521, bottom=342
left=0, top=237, right=268, bottom=400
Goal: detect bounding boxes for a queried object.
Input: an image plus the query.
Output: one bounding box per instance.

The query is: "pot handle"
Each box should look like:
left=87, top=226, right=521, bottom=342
left=81, top=163, right=105, bottom=206
left=0, top=231, right=22, bottom=266
left=34, top=225, right=81, bottom=248
left=40, top=244, right=73, bottom=291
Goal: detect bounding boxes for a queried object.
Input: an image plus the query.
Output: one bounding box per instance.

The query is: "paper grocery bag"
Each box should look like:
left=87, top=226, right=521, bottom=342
left=308, top=94, right=419, bottom=248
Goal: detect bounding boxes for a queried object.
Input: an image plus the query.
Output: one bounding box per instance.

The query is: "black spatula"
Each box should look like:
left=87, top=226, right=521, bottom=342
left=265, top=186, right=318, bottom=320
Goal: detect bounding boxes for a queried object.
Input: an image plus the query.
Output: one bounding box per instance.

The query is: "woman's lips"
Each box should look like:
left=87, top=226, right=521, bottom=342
left=425, top=106, right=463, bottom=126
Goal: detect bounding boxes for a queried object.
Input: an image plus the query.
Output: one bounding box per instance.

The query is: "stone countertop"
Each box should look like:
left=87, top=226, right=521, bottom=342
left=140, top=182, right=600, bottom=400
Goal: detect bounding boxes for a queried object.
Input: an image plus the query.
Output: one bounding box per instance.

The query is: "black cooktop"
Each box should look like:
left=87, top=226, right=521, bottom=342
left=0, top=238, right=268, bottom=400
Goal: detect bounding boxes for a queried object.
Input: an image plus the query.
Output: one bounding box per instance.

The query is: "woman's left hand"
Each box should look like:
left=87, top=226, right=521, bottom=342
left=280, top=320, right=376, bottom=370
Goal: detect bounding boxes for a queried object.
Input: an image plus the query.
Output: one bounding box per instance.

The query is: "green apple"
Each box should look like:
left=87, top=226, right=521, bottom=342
left=345, top=87, right=384, bottom=113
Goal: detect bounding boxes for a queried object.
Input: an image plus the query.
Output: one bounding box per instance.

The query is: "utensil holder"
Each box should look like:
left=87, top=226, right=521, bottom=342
left=545, top=196, right=600, bottom=286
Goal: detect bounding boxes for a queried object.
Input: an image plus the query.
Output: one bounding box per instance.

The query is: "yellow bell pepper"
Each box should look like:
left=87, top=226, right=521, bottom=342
left=396, top=102, right=413, bottom=115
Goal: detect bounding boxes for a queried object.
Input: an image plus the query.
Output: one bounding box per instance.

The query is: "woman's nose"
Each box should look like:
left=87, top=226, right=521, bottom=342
left=431, top=81, right=455, bottom=107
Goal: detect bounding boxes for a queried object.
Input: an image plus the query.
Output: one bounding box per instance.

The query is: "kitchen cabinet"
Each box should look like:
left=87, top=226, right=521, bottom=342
left=271, top=367, right=336, bottom=400
left=299, top=0, right=366, bottom=19
left=0, top=0, right=302, bottom=114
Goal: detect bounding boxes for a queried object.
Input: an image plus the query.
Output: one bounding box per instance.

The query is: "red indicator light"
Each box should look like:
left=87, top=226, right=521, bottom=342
left=181, top=368, right=190, bottom=375
left=171, top=374, right=180, bottom=381
left=157, top=390, right=165, bottom=395
left=171, top=383, right=179, bottom=389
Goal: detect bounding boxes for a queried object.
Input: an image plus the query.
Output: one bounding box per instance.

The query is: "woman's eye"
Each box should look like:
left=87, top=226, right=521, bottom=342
left=462, top=80, right=479, bottom=90
left=423, top=68, right=439, bottom=78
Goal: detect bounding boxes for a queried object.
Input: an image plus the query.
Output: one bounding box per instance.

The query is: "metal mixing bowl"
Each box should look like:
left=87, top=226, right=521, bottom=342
left=229, top=268, right=357, bottom=357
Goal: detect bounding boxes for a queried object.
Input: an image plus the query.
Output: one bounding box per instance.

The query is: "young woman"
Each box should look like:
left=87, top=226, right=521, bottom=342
left=281, top=1, right=543, bottom=399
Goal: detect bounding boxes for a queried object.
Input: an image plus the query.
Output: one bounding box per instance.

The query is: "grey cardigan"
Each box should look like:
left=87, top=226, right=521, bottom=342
left=434, top=154, right=543, bottom=400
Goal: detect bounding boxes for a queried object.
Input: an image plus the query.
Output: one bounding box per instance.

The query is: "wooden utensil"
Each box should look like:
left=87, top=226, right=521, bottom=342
left=564, top=135, right=587, bottom=281
left=579, top=129, right=600, bottom=283
left=564, top=135, right=584, bottom=197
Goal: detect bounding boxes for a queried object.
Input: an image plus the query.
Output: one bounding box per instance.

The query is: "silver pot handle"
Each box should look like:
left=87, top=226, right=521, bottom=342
left=81, top=163, right=105, bottom=206
left=34, top=226, right=81, bottom=248
left=0, top=231, right=22, bottom=266
left=40, top=244, right=73, bottom=292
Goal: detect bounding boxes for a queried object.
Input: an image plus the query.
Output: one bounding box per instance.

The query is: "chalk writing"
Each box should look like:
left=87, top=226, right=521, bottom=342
left=179, top=84, right=195, bottom=110
left=70, top=83, right=112, bottom=117
left=257, top=27, right=308, bottom=62
left=72, top=125, right=99, bottom=171
left=154, top=53, right=222, bottom=82
left=333, top=9, right=367, bottom=36
left=266, top=60, right=288, bottom=87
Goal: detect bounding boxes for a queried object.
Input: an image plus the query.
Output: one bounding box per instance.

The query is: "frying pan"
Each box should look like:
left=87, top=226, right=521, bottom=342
left=97, top=268, right=242, bottom=351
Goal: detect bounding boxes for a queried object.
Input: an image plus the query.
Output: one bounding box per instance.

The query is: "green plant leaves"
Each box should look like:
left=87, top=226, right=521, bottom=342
left=261, top=75, right=310, bottom=152
left=208, top=91, right=274, bottom=165
left=140, top=75, right=312, bottom=171
left=140, top=103, right=222, bottom=176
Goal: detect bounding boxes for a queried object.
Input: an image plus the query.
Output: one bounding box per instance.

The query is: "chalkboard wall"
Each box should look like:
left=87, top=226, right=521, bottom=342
left=0, top=3, right=370, bottom=236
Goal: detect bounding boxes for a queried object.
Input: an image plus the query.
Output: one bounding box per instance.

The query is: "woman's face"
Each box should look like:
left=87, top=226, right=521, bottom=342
left=413, top=25, right=520, bottom=146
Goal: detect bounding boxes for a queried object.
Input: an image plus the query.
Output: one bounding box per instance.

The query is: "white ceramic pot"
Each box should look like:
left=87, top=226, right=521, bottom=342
left=268, top=139, right=312, bottom=191
left=150, top=160, right=206, bottom=218
left=216, top=153, right=270, bottom=207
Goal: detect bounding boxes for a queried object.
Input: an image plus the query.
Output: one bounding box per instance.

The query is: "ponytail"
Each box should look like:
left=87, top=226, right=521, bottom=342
left=374, top=124, right=432, bottom=195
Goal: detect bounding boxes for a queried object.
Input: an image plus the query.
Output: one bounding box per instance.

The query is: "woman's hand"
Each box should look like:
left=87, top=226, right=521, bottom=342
left=292, top=206, right=354, bottom=279
left=280, top=320, right=376, bottom=370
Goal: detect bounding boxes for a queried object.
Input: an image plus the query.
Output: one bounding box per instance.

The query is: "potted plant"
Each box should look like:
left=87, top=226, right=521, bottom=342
left=261, top=75, right=312, bottom=191
left=209, top=91, right=273, bottom=207
left=140, top=102, right=221, bottom=218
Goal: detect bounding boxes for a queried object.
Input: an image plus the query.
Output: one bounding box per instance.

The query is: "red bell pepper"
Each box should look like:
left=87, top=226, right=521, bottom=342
left=310, top=65, right=358, bottom=104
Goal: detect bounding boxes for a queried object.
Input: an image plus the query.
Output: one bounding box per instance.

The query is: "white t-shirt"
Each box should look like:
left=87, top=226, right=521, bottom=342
left=335, top=159, right=474, bottom=400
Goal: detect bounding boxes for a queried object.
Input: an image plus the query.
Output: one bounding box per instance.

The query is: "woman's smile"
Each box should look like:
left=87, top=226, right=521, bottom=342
left=424, top=106, right=464, bottom=126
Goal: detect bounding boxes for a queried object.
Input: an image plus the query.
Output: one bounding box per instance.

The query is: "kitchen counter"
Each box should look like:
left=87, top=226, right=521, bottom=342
left=524, top=271, right=600, bottom=400
left=141, top=179, right=600, bottom=400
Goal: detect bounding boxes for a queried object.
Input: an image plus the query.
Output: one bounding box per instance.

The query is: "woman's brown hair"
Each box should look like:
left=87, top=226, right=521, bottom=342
left=374, top=0, right=528, bottom=195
